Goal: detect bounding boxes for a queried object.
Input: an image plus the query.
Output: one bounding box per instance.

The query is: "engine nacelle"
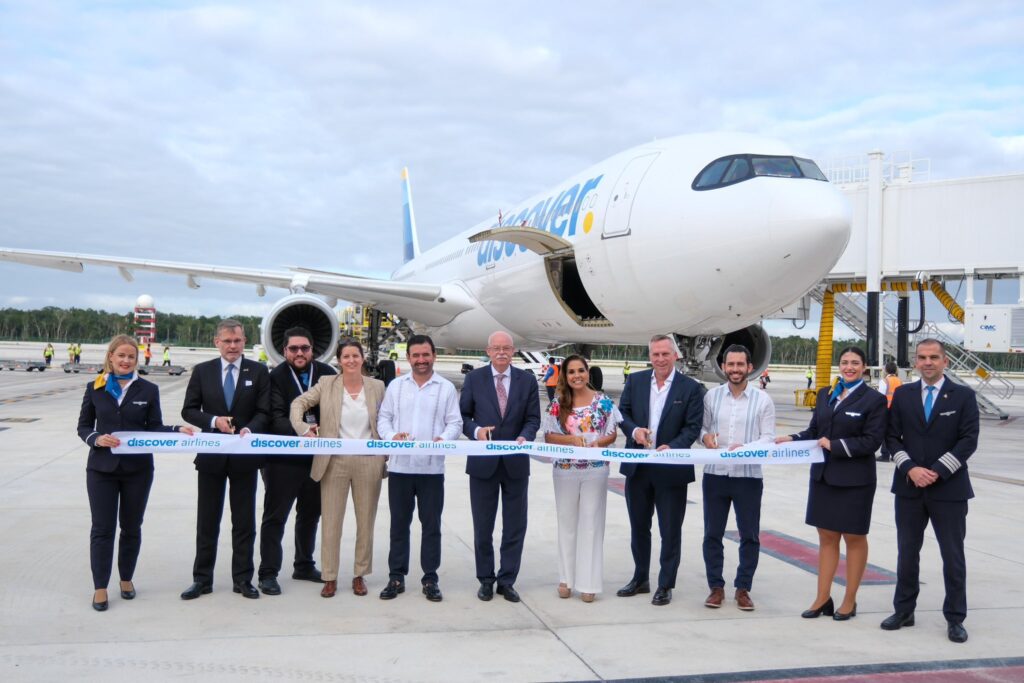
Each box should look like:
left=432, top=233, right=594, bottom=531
left=260, top=294, right=339, bottom=366
left=707, top=324, right=772, bottom=382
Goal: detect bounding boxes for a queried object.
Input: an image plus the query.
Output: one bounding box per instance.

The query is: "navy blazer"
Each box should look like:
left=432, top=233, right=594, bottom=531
left=77, top=377, right=177, bottom=473
left=791, top=383, right=886, bottom=487
left=886, top=378, right=978, bottom=501
left=181, top=357, right=271, bottom=473
left=461, top=364, right=541, bottom=479
left=618, top=369, right=704, bottom=484
left=268, top=360, right=336, bottom=465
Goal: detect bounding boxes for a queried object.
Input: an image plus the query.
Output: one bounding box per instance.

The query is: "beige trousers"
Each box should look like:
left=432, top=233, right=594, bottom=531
left=320, top=455, right=386, bottom=581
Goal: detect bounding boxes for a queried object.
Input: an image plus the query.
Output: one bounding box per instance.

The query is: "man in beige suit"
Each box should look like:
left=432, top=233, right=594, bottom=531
left=291, top=340, right=387, bottom=598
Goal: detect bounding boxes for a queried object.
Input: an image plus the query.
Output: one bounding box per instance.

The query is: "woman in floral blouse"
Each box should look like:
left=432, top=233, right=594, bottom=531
left=542, top=355, right=622, bottom=602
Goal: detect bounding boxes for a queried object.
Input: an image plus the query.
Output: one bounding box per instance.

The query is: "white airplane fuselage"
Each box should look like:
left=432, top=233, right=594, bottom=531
left=386, top=132, right=851, bottom=350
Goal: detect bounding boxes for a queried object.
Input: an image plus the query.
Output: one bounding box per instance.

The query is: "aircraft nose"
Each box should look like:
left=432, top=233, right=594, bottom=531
left=768, top=181, right=851, bottom=267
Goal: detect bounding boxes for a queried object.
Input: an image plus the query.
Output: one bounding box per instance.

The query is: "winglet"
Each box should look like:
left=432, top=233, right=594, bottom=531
left=401, top=167, right=421, bottom=264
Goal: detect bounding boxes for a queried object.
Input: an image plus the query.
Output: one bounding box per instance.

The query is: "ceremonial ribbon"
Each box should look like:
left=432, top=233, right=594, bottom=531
left=111, top=432, right=823, bottom=466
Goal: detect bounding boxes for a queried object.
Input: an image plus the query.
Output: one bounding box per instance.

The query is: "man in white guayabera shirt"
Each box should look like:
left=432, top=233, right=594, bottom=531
left=699, top=344, right=775, bottom=612
left=376, top=334, right=462, bottom=603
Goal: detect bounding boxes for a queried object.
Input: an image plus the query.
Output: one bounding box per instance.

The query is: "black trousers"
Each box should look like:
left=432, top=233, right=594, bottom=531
left=258, top=461, right=321, bottom=579
left=624, top=468, right=688, bottom=589
left=388, top=472, right=444, bottom=584
left=894, top=495, right=969, bottom=622
left=193, top=469, right=258, bottom=586
left=86, top=467, right=154, bottom=589
left=702, top=473, right=763, bottom=591
left=469, top=459, right=528, bottom=587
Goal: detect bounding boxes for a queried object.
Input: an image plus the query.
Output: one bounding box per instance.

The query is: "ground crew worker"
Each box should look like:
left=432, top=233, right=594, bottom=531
left=68, top=343, right=76, bottom=363
left=144, top=343, right=153, bottom=366
left=623, top=361, right=632, bottom=378
left=43, top=343, right=54, bottom=366
left=543, top=358, right=559, bottom=403
left=74, top=343, right=82, bottom=364
left=805, top=368, right=813, bottom=389
left=876, top=362, right=903, bottom=462
left=258, top=347, right=269, bottom=365
left=162, top=346, right=171, bottom=367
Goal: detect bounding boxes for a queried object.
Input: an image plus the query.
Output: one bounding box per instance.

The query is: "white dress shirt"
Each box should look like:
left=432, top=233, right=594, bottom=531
left=700, top=382, right=776, bottom=478
left=377, top=372, right=463, bottom=474
left=637, top=370, right=675, bottom=443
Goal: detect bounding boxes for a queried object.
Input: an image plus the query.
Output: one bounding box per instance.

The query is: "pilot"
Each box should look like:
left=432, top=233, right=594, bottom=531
left=616, top=334, right=704, bottom=606
left=376, top=334, right=462, bottom=603
left=256, top=327, right=336, bottom=595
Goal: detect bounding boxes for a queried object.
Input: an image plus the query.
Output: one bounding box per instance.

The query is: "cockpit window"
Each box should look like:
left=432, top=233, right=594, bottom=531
left=692, top=154, right=829, bottom=190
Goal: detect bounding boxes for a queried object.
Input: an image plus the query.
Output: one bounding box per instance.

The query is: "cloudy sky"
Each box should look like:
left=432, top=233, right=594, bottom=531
left=1, top=1, right=1022, bottom=324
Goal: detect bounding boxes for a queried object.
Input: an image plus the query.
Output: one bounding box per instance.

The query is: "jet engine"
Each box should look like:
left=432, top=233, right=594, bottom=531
left=707, top=324, right=772, bottom=381
left=260, top=294, right=339, bottom=366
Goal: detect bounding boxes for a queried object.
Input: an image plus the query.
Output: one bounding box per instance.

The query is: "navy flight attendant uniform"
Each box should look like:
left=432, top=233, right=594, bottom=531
left=77, top=376, right=179, bottom=590
left=790, top=382, right=887, bottom=534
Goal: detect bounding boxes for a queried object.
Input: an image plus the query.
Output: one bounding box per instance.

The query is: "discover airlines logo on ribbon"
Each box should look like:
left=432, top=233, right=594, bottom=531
left=111, top=433, right=823, bottom=466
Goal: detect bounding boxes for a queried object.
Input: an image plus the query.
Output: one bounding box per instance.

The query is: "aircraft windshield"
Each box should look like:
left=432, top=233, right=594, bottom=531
left=692, top=154, right=828, bottom=190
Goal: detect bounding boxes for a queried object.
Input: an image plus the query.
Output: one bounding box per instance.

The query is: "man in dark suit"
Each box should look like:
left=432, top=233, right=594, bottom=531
left=881, top=338, right=979, bottom=643
left=617, top=334, right=704, bottom=606
left=257, top=327, right=336, bottom=595
left=461, top=331, right=541, bottom=603
left=180, top=319, right=270, bottom=600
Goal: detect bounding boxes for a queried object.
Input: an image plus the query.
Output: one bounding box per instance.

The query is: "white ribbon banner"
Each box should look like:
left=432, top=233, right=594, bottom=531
left=111, top=432, right=823, bottom=466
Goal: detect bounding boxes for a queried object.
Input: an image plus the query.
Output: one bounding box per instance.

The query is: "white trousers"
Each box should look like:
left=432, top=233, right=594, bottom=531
left=552, top=466, right=608, bottom=593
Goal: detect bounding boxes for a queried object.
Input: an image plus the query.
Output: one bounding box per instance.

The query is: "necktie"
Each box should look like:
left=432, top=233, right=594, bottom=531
left=299, top=371, right=310, bottom=389
left=224, top=364, right=235, bottom=408
left=924, top=385, right=935, bottom=421
left=496, top=374, right=508, bottom=418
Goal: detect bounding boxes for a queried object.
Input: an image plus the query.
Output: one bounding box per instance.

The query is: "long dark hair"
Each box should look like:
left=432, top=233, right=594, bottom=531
left=556, top=354, right=589, bottom=433
left=837, top=345, right=867, bottom=366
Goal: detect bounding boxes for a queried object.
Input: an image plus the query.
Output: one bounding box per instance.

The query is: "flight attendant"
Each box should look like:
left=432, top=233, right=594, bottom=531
left=77, top=334, right=194, bottom=611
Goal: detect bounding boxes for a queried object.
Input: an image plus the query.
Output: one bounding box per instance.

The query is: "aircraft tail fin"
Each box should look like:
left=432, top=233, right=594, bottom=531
left=401, top=167, right=421, bottom=264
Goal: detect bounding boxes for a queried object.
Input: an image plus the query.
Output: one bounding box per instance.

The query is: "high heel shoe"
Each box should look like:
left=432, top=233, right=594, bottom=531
left=120, top=582, right=136, bottom=600
left=833, top=603, right=857, bottom=621
left=800, top=597, right=834, bottom=618
left=557, top=583, right=571, bottom=599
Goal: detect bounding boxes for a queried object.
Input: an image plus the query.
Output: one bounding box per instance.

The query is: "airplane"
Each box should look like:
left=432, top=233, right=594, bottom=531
left=0, top=132, right=851, bottom=384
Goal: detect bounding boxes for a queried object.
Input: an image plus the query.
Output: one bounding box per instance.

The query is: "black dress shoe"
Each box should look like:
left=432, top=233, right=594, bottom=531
left=616, top=578, right=651, bottom=597
left=880, top=611, right=915, bottom=630
left=292, top=568, right=323, bottom=583
left=180, top=582, right=212, bottom=600
left=801, top=597, right=835, bottom=619
left=92, top=595, right=108, bottom=612
left=422, top=582, right=443, bottom=602
left=379, top=579, right=405, bottom=600
left=477, top=582, right=494, bottom=601
left=496, top=585, right=521, bottom=603
left=119, top=583, right=136, bottom=600
left=947, top=621, right=968, bottom=643
left=651, top=587, right=672, bottom=606
left=833, top=603, right=857, bottom=621
left=233, top=581, right=260, bottom=599
left=258, top=578, right=282, bottom=595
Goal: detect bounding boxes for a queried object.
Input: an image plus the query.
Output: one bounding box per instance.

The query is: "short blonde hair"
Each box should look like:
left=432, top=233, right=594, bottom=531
left=104, top=334, right=140, bottom=375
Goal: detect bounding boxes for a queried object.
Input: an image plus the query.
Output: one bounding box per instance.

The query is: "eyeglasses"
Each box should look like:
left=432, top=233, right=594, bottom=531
left=488, top=346, right=514, bottom=353
left=286, top=345, right=312, bottom=353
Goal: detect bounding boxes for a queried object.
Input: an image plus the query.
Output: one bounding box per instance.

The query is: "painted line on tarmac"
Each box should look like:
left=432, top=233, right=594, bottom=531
left=0, top=385, right=82, bottom=405
left=725, top=530, right=897, bottom=586
left=599, top=657, right=1024, bottom=682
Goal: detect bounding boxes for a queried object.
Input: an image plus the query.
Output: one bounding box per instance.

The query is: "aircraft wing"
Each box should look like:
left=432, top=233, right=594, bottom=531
left=0, top=247, right=472, bottom=322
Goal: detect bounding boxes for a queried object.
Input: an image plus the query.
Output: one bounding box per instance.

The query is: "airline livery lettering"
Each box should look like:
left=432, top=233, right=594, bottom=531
left=477, top=174, right=604, bottom=267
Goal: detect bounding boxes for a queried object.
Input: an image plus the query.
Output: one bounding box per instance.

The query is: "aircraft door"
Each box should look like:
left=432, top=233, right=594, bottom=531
left=602, top=152, right=660, bottom=238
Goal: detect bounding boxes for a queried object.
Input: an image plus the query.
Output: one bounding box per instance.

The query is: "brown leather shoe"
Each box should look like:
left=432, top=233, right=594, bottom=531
left=352, top=576, right=368, bottom=596
left=320, top=580, right=337, bottom=598
left=704, top=587, right=725, bottom=608
left=735, top=588, right=755, bottom=611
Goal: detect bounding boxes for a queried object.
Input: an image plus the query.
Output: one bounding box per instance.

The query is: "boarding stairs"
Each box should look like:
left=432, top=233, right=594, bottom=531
left=809, top=287, right=1012, bottom=419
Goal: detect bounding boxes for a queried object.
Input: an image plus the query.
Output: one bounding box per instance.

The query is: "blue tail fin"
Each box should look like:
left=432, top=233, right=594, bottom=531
left=401, top=167, right=421, bottom=264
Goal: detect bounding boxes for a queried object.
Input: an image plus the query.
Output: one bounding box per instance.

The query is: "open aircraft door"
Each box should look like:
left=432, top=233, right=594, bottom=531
left=602, top=152, right=660, bottom=238
left=468, top=227, right=610, bottom=327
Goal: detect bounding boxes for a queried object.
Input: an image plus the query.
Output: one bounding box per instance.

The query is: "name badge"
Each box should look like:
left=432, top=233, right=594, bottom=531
left=940, top=410, right=956, bottom=417
left=845, top=411, right=861, bottom=417
left=245, top=380, right=253, bottom=387
left=132, top=401, right=148, bottom=406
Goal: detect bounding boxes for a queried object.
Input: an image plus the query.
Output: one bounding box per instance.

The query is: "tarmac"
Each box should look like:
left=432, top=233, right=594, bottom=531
left=0, top=340, right=1022, bottom=682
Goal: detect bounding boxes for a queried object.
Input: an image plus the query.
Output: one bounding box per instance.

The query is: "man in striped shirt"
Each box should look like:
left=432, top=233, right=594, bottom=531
left=699, top=344, right=775, bottom=611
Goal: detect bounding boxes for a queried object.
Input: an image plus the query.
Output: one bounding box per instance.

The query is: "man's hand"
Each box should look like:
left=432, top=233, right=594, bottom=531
left=702, top=433, right=719, bottom=449
left=433, top=437, right=443, bottom=442
left=633, top=427, right=652, bottom=447
left=477, top=426, right=495, bottom=441
left=515, top=436, right=526, bottom=445
left=393, top=432, right=410, bottom=441
left=908, top=466, right=938, bottom=487
left=238, top=427, right=251, bottom=437
left=656, top=444, right=670, bottom=451
left=178, top=426, right=197, bottom=436
left=728, top=443, right=744, bottom=451
left=214, top=416, right=235, bottom=434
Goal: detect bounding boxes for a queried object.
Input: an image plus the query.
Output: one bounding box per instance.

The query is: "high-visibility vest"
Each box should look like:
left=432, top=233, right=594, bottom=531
left=545, top=364, right=559, bottom=387
left=884, top=375, right=902, bottom=408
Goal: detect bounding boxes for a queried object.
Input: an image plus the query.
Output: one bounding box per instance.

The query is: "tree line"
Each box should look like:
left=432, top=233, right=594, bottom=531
left=2, top=307, right=1023, bottom=372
